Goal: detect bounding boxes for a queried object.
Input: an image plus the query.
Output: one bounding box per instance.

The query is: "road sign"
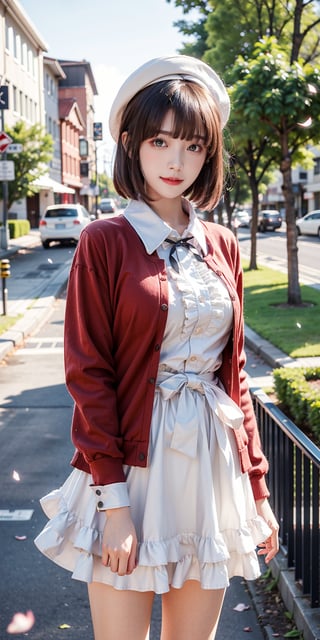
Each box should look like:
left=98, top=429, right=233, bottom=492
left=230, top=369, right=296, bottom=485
left=6, top=143, right=23, bottom=153
left=0, top=131, right=13, bottom=153
left=0, top=86, right=9, bottom=110
left=93, top=122, right=103, bottom=141
left=0, top=160, right=15, bottom=180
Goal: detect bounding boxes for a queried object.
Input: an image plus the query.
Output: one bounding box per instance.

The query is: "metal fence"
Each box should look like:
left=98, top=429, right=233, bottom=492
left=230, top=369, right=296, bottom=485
left=250, top=386, right=320, bottom=609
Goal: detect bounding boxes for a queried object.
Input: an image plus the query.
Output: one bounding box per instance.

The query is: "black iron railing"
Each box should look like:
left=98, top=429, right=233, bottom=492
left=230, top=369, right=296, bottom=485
left=250, top=385, right=320, bottom=609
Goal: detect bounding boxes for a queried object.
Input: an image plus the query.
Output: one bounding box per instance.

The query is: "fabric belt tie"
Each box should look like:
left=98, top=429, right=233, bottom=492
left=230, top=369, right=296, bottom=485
left=165, top=236, right=204, bottom=273
left=156, top=372, right=244, bottom=458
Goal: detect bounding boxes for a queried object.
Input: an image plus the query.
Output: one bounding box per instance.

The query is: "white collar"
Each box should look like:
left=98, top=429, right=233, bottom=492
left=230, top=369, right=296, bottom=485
left=123, top=198, right=207, bottom=256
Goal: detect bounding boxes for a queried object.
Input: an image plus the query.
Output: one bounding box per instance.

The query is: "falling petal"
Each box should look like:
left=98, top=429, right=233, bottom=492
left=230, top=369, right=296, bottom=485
left=47, top=258, right=53, bottom=264
left=14, top=535, right=27, bottom=541
left=298, top=117, right=312, bottom=127
left=308, top=83, right=317, bottom=94
left=12, top=470, right=20, bottom=482
left=7, top=610, right=35, bottom=634
left=234, top=603, right=251, bottom=612
left=296, top=322, right=301, bottom=329
left=59, top=623, right=71, bottom=629
left=243, top=627, right=252, bottom=632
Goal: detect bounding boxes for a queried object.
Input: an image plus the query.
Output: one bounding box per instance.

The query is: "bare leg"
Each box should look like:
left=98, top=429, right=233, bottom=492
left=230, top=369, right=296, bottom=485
left=88, top=582, right=154, bottom=640
left=161, top=580, right=225, bottom=640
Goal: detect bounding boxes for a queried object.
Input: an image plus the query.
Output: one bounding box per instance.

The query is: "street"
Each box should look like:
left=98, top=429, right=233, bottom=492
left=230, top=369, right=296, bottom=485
left=238, top=226, right=320, bottom=289
left=0, top=242, right=273, bottom=639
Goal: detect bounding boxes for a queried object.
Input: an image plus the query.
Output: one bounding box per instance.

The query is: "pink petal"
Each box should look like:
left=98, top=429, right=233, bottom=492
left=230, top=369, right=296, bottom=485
left=14, top=535, right=27, bottom=541
left=12, top=470, right=20, bottom=482
left=7, top=610, right=35, bottom=634
left=243, top=627, right=252, bottom=632
left=234, top=603, right=250, bottom=612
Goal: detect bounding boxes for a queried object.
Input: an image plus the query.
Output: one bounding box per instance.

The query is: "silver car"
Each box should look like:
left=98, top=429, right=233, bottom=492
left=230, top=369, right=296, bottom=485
left=296, top=210, right=320, bottom=239
left=40, top=204, right=93, bottom=248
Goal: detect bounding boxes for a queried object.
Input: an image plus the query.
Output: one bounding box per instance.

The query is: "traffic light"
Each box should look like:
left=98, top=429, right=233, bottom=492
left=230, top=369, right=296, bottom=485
left=0, top=259, right=10, bottom=278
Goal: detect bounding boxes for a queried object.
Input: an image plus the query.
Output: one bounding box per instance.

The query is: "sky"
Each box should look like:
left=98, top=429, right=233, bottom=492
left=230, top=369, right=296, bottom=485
left=19, top=0, right=192, bottom=165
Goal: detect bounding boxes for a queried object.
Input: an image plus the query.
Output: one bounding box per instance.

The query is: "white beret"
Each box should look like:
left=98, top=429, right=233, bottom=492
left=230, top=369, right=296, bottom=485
left=109, top=55, right=230, bottom=141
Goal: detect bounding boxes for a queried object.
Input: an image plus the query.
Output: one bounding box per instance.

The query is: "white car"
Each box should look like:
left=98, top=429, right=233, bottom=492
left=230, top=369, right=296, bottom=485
left=40, top=203, right=93, bottom=248
left=296, top=210, right=320, bottom=239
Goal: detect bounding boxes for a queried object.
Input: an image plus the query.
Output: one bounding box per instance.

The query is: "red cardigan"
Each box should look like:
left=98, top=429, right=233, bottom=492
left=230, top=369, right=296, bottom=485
left=65, top=215, right=270, bottom=500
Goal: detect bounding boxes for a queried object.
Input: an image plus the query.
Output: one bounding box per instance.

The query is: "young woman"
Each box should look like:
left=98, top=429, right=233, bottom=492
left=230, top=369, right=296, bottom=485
left=35, top=55, right=279, bottom=640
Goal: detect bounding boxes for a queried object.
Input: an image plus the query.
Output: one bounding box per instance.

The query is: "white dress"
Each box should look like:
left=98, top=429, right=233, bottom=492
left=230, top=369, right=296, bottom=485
left=35, top=223, right=271, bottom=594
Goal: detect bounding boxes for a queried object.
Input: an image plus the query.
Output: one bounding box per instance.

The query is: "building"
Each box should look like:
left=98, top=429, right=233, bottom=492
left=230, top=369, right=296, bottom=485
left=0, top=0, right=46, bottom=224
left=262, top=150, right=320, bottom=218
left=58, top=59, right=98, bottom=213
left=59, top=96, right=84, bottom=201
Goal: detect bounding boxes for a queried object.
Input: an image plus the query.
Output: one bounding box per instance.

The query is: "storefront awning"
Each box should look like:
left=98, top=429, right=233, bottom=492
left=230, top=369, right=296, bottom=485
left=32, top=175, right=76, bottom=194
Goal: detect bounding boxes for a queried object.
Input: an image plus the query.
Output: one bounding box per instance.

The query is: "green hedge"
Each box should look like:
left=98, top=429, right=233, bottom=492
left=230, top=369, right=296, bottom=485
left=8, top=219, right=30, bottom=239
left=273, top=367, right=320, bottom=442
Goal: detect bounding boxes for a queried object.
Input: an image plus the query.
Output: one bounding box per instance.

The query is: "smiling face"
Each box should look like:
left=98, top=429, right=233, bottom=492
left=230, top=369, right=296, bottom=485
left=138, top=110, right=207, bottom=206
left=113, top=78, right=224, bottom=210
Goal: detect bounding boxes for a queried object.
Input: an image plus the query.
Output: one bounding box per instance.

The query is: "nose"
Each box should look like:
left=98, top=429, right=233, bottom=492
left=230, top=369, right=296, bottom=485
left=168, top=146, right=184, bottom=171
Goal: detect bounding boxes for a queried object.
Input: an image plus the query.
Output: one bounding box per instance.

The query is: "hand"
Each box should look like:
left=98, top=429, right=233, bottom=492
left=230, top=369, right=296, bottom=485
left=101, top=506, right=138, bottom=576
left=255, top=498, right=279, bottom=564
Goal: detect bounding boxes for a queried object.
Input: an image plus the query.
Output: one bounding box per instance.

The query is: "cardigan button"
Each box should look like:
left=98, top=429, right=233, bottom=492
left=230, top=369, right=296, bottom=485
left=97, top=501, right=104, bottom=509
left=148, top=377, right=155, bottom=384
left=155, top=344, right=161, bottom=351
left=161, top=303, right=168, bottom=311
left=95, top=489, right=101, bottom=496
left=138, top=452, right=146, bottom=461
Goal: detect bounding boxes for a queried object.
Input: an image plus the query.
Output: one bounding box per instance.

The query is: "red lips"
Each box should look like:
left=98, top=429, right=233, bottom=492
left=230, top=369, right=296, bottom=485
left=160, top=177, right=183, bottom=185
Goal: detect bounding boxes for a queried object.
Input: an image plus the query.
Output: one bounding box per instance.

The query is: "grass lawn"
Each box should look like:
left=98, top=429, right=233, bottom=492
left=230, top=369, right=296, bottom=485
left=243, top=261, right=320, bottom=358
left=0, top=314, right=22, bottom=336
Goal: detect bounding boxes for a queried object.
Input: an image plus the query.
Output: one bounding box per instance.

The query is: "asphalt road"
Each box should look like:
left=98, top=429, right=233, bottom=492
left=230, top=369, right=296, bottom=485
left=238, top=225, right=320, bottom=289
left=0, top=270, right=269, bottom=639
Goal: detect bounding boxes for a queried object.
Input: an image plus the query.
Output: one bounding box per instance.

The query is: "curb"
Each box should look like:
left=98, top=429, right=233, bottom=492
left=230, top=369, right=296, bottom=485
left=0, top=261, right=70, bottom=362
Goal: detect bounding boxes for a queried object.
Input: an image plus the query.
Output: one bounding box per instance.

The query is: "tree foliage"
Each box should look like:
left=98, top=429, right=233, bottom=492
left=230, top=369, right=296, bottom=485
left=167, top=0, right=320, bottom=305
left=0, top=120, right=53, bottom=210
left=230, top=37, right=320, bottom=302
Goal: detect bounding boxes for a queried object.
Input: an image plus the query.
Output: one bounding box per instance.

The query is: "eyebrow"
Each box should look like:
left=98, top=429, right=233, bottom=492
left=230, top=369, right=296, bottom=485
left=156, top=129, right=206, bottom=141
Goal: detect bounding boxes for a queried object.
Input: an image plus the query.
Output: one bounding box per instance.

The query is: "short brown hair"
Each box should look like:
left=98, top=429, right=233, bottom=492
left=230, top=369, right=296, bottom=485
left=113, top=79, right=225, bottom=210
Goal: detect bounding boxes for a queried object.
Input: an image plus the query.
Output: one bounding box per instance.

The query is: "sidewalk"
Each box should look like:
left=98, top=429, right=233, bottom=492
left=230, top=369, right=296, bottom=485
left=1, top=231, right=320, bottom=639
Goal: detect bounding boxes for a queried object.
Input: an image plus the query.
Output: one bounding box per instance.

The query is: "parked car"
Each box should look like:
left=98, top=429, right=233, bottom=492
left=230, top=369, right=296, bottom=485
left=257, top=210, right=282, bottom=232
left=39, top=203, right=93, bottom=248
left=232, top=210, right=251, bottom=228
left=97, top=198, right=117, bottom=215
left=296, top=210, right=320, bottom=238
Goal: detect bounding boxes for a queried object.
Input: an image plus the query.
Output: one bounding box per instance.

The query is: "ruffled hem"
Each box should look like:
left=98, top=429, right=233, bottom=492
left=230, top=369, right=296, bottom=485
left=34, top=486, right=270, bottom=593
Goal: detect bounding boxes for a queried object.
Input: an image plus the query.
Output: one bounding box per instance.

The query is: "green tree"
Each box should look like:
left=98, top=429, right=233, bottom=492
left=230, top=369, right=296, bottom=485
left=229, top=38, right=320, bottom=304
left=0, top=121, right=53, bottom=210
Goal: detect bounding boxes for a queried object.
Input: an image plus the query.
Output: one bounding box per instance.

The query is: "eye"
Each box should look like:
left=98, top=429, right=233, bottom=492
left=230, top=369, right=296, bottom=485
left=187, top=142, right=203, bottom=153
left=151, top=137, right=167, bottom=148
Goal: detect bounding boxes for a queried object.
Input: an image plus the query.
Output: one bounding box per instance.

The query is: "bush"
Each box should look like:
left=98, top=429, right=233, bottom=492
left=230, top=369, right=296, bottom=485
left=8, top=219, right=30, bottom=239
left=273, top=367, right=320, bottom=442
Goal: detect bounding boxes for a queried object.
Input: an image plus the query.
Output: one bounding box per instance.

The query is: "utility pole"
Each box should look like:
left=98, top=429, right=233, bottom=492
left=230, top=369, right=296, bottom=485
left=0, top=84, right=11, bottom=250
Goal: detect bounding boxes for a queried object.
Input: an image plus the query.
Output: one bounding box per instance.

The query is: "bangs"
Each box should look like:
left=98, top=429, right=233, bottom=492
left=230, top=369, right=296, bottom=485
left=126, top=80, right=219, bottom=152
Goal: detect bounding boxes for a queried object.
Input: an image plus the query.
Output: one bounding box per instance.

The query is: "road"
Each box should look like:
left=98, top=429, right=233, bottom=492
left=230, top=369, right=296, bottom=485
left=238, top=226, right=320, bottom=288
left=0, top=244, right=270, bottom=640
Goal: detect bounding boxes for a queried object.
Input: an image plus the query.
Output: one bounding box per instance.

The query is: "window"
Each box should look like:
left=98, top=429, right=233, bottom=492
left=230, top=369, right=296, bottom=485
left=299, top=171, right=307, bottom=181
left=13, top=30, right=17, bottom=58
left=19, top=90, right=23, bottom=116
left=13, top=86, right=17, bottom=112
left=22, top=42, right=27, bottom=68
left=314, top=158, right=320, bottom=176
left=5, top=24, right=13, bottom=52
left=15, top=33, right=21, bottom=62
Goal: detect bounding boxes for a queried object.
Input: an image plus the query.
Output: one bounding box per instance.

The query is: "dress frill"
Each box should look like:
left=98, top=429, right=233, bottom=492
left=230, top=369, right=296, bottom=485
left=35, top=372, right=271, bottom=594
